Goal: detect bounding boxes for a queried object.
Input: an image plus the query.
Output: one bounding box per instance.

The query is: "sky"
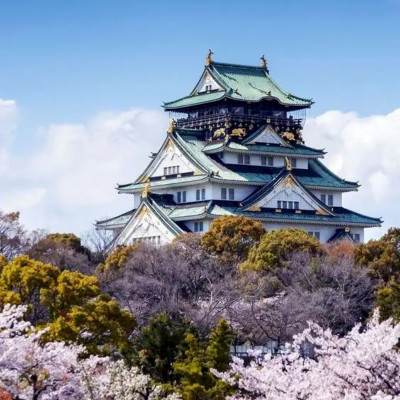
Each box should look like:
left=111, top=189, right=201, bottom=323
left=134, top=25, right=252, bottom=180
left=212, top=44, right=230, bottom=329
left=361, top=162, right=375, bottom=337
left=0, top=0, right=400, bottom=240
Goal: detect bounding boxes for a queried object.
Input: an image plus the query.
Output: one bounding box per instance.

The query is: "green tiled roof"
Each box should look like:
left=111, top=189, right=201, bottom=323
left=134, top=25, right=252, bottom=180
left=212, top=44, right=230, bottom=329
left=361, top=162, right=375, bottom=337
left=149, top=198, right=381, bottom=228
left=95, top=209, right=135, bottom=230
left=203, top=141, right=325, bottom=158
left=118, top=131, right=358, bottom=192
left=240, top=170, right=334, bottom=216
left=164, top=62, right=313, bottom=110
left=205, top=203, right=381, bottom=227
left=118, top=174, right=208, bottom=192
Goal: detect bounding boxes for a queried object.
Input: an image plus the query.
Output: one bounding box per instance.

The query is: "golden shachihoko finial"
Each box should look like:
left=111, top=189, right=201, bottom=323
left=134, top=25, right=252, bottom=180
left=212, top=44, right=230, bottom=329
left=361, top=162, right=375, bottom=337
left=205, top=49, right=214, bottom=67
left=142, top=180, right=150, bottom=198
left=167, top=118, right=176, bottom=134
left=260, top=55, right=267, bottom=68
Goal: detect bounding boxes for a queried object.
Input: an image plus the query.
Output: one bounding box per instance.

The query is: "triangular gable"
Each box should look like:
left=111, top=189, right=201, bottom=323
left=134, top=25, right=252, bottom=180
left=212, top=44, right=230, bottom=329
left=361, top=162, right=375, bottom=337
left=242, top=125, right=289, bottom=146
left=113, top=198, right=184, bottom=247
left=136, top=136, right=205, bottom=183
left=242, top=173, right=334, bottom=215
left=192, top=70, right=222, bottom=94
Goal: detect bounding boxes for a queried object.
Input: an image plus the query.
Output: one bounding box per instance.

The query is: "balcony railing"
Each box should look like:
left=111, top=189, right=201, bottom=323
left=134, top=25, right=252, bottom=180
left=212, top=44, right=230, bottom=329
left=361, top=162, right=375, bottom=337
left=176, top=112, right=303, bottom=129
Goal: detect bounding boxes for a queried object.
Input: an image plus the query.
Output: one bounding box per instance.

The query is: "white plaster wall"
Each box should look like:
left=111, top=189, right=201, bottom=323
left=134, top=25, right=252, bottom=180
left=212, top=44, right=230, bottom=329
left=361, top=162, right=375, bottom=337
left=295, top=158, right=308, bottom=169
left=152, top=144, right=196, bottom=177
left=183, top=220, right=211, bottom=233
left=195, top=72, right=221, bottom=93
left=311, top=190, right=343, bottom=207
left=261, top=190, right=315, bottom=210
left=263, top=222, right=364, bottom=243
left=149, top=182, right=258, bottom=203
left=222, top=152, right=308, bottom=169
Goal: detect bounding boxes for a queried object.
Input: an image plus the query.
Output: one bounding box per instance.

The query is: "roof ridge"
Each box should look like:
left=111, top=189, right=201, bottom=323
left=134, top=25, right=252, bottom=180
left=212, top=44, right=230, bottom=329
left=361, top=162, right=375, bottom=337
left=336, top=206, right=383, bottom=223
left=212, top=61, right=266, bottom=70
left=313, top=159, right=359, bottom=186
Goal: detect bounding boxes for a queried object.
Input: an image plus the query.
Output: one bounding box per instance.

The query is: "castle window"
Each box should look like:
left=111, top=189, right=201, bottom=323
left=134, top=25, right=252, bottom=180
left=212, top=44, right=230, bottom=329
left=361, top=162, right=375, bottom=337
left=308, top=231, right=320, bottom=240
left=201, top=188, right=206, bottom=200
left=165, top=165, right=180, bottom=176
left=277, top=200, right=282, bottom=208
left=196, top=189, right=200, bottom=201
left=221, top=188, right=227, bottom=200
left=328, top=194, right=333, bottom=206
left=177, top=191, right=186, bottom=203
left=292, top=158, right=297, bottom=168
left=321, top=194, right=326, bottom=204
left=282, top=201, right=287, bottom=209
left=205, top=84, right=212, bottom=92
left=229, top=188, right=235, bottom=200
left=244, top=155, right=250, bottom=165
left=194, top=221, right=204, bottom=232
left=354, top=233, right=360, bottom=242
left=261, top=156, right=266, bottom=166
left=294, top=201, right=299, bottom=209
left=238, top=154, right=244, bottom=164
left=288, top=201, right=293, bottom=209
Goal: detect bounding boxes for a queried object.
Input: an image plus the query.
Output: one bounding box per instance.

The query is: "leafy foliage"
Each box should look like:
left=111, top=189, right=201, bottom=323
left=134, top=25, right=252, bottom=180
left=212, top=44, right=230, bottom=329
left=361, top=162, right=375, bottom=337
left=240, top=228, right=324, bottom=272
left=376, top=279, right=400, bottom=322
left=135, top=312, right=191, bottom=383
left=173, top=319, right=234, bottom=400
left=355, top=228, right=400, bottom=284
left=0, top=255, right=135, bottom=355
left=99, top=243, right=140, bottom=271
left=201, top=216, right=265, bottom=264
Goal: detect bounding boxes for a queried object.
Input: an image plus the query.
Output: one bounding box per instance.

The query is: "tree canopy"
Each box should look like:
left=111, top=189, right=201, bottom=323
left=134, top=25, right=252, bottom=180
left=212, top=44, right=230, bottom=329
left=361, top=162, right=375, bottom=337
left=240, top=228, right=324, bottom=272
left=201, top=216, right=266, bottom=264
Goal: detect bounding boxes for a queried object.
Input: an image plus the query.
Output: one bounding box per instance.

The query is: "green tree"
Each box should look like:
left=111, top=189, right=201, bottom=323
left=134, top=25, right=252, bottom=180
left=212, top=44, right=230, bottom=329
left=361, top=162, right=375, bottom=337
left=44, top=294, right=136, bottom=355
left=376, top=280, right=400, bottom=322
left=355, top=229, right=400, bottom=284
left=0, top=255, right=136, bottom=355
left=173, top=319, right=234, bottom=400
left=201, top=216, right=266, bottom=264
left=98, top=243, right=140, bottom=272
left=240, top=228, right=323, bottom=272
left=135, top=312, right=190, bottom=383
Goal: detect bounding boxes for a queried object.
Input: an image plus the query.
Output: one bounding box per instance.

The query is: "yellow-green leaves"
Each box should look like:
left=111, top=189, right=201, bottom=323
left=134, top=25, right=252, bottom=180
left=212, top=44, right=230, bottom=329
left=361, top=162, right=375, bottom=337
left=240, top=228, right=324, bottom=272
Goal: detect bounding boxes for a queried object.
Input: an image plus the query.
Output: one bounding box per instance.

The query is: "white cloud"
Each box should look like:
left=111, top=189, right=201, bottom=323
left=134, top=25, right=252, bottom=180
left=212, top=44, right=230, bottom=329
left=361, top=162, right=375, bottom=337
left=0, top=106, right=168, bottom=233
left=0, top=100, right=398, bottom=241
left=304, top=109, right=400, bottom=240
left=0, top=99, right=18, bottom=177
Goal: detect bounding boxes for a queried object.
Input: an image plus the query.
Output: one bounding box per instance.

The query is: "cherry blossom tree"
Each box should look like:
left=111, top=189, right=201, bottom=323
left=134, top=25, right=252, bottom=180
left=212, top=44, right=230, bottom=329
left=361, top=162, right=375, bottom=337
left=0, top=304, right=180, bottom=400
left=216, top=310, right=400, bottom=400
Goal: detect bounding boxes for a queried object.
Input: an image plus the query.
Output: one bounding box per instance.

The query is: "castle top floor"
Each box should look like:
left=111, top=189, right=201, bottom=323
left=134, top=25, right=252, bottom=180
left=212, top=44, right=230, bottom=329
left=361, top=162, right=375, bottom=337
left=163, top=51, right=313, bottom=135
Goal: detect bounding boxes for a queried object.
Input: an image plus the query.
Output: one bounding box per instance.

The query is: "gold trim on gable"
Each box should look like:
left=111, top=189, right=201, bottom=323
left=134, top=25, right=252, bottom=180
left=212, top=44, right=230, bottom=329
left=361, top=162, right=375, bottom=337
left=247, top=205, right=261, bottom=212
left=282, top=175, right=296, bottom=187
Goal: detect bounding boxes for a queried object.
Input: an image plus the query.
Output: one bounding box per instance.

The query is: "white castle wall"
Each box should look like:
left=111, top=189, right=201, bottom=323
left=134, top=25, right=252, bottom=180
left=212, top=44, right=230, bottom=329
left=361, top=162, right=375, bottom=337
left=222, top=152, right=307, bottom=169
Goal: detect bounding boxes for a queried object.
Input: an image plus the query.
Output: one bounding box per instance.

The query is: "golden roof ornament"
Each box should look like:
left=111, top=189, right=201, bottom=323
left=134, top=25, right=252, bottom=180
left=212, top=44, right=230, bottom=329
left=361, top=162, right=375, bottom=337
left=260, top=55, right=267, bottom=68
left=167, top=118, right=176, bottom=134
left=142, top=180, right=150, bottom=198
left=261, top=55, right=269, bottom=73
left=205, top=49, right=214, bottom=67
left=285, top=156, right=292, bottom=171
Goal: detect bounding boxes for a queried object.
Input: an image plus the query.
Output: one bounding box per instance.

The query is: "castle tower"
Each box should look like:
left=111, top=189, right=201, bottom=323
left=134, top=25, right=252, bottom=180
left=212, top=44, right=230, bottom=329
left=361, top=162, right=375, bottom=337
left=96, top=53, right=381, bottom=246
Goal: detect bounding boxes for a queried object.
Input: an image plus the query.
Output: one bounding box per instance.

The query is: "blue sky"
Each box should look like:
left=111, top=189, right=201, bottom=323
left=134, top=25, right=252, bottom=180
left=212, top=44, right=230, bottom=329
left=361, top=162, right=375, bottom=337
left=1, top=0, right=400, bottom=125
left=0, top=0, right=400, bottom=238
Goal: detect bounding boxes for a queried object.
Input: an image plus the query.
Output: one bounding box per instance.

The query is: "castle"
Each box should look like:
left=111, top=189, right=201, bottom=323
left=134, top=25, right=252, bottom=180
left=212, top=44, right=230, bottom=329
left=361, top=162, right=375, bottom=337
left=96, top=52, right=381, bottom=246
